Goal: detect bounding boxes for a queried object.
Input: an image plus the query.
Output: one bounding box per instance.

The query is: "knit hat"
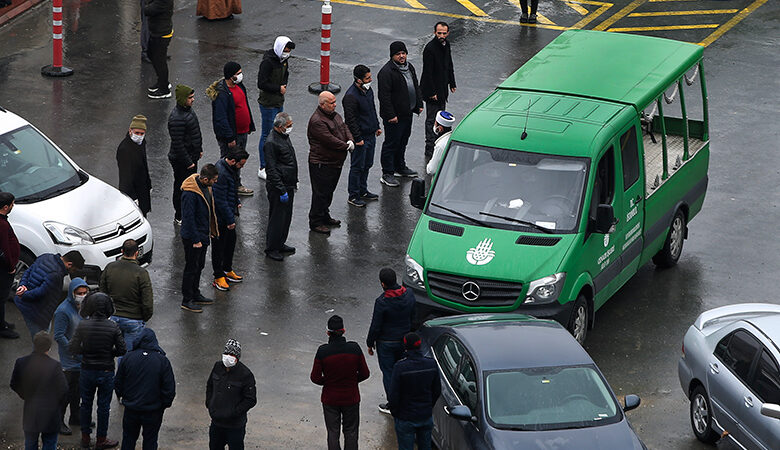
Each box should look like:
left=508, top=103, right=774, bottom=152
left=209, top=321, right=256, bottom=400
left=33, top=331, right=53, bottom=354
left=389, top=41, right=408, bottom=57
left=129, top=114, right=147, bottom=131
left=327, top=315, right=344, bottom=332
left=224, top=61, right=241, bottom=80
left=436, top=111, right=455, bottom=128
left=403, top=332, right=422, bottom=350
left=224, top=339, right=241, bottom=358
left=175, top=84, right=194, bottom=108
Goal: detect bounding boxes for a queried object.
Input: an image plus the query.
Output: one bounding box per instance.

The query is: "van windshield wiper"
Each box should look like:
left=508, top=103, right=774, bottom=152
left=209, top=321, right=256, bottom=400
left=430, top=202, right=492, bottom=228
left=478, top=211, right=554, bottom=234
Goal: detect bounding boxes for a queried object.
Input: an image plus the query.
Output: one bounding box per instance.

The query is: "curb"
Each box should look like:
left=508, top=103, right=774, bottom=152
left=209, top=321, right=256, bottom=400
left=0, top=0, right=44, bottom=28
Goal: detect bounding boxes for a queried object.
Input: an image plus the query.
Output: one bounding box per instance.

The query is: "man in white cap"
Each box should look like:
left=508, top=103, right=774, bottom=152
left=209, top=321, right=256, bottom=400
left=425, top=110, right=455, bottom=175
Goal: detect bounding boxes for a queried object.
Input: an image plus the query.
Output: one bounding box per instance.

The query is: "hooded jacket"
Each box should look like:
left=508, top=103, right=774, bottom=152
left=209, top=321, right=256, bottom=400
left=144, top=0, right=173, bottom=37
left=310, top=334, right=370, bottom=406
left=70, top=292, right=126, bottom=371
left=257, top=36, right=292, bottom=108
left=264, top=128, right=298, bottom=194
left=206, top=79, right=256, bottom=143
left=206, top=360, right=257, bottom=428
left=117, top=133, right=152, bottom=214
left=213, top=158, right=240, bottom=227
left=0, top=212, right=20, bottom=273
left=14, top=253, right=68, bottom=331
left=307, top=106, right=354, bottom=167
left=420, top=36, right=456, bottom=102
left=115, top=328, right=176, bottom=411
left=180, top=173, right=219, bottom=244
left=53, top=277, right=88, bottom=371
left=377, top=59, right=423, bottom=121
left=168, top=87, right=203, bottom=168
left=99, top=256, right=154, bottom=321
left=366, top=285, right=416, bottom=347
left=10, top=352, right=68, bottom=433
left=388, top=349, right=441, bottom=421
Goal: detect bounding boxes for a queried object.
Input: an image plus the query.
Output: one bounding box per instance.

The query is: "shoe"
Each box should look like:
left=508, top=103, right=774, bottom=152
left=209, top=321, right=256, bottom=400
left=141, top=54, right=152, bottom=63
left=2, top=321, right=15, bottom=329
left=280, top=244, right=296, bottom=254
left=237, top=185, right=254, bottom=196
left=173, top=218, right=182, bottom=226
left=60, top=422, right=72, bottom=435
left=81, top=433, right=91, bottom=448
left=212, top=277, right=230, bottom=291
left=311, top=225, right=331, bottom=235
left=265, top=250, right=284, bottom=261
left=326, top=217, right=341, bottom=227
left=148, top=89, right=172, bottom=99
left=180, top=302, right=203, bottom=313
left=0, top=326, right=19, bottom=339
left=95, top=437, right=119, bottom=449
left=348, top=197, right=367, bottom=207
left=194, top=294, right=214, bottom=305
left=257, top=168, right=267, bottom=180
left=394, top=167, right=418, bottom=177
left=529, top=13, right=537, bottom=23
left=361, top=191, right=379, bottom=201
left=224, top=271, right=243, bottom=282
left=147, top=83, right=171, bottom=93
left=380, top=173, right=400, bottom=187
left=378, top=403, right=391, bottom=415
left=520, top=12, right=529, bottom=22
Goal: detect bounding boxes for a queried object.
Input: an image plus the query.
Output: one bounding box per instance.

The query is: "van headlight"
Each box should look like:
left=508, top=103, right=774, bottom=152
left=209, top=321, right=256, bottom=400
left=43, top=221, right=94, bottom=245
left=404, top=255, right=425, bottom=290
left=524, top=273, right=566, bottom=304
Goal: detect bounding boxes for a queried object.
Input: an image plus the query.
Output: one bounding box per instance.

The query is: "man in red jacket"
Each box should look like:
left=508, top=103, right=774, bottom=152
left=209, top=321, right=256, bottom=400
left=310, top=315, right=370, bottom=450
left=0, top=192, right=20, bottom=339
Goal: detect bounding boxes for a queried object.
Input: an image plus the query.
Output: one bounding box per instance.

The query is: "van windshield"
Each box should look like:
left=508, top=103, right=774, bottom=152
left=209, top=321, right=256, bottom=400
left=0, top=125, right=82, bottom=203
left=427, top=142, right=589, bottom=233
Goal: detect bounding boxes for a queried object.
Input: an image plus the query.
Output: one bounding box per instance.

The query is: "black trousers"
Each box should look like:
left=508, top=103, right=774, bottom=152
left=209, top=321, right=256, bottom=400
left=424, top=99, right=446, bottom=157
left=266, top=189, right=294, bottom=251
left=171, top=162, right=197, bottom=221
left=181, top=239, right=208, bottom=302
left=520, top=0, right=538, bottom=13
left=208, top=423, right=245, bottom=450
left=147, top=36, right=171, bottom=91
left=308, top=163, right=342, bottom=229
left=121, top=408, right=164, bottom=450
left=62, top=370, right=81, bottom=424
left=323, top=403, right=359, bottom=450
left=0, top=271, right=12, bottom=326
left=211, top=225, right=237, bottom=278
left=380, top=116, right=413, bottom=174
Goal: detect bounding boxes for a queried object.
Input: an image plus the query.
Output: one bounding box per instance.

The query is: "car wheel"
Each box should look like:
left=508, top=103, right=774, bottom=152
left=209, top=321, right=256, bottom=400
left=567, top=295, right=588, bottom=345
left=9, top=249, right=35, bottom=300
left=690, top=385, right=719, bottom=444
left=653, top=209, right=685, bottom=268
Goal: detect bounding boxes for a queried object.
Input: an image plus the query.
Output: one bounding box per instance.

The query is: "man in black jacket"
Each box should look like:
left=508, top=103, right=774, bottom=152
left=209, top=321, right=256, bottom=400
left=144, top=0, right=173, bottom=99
left=70, top=292, right=126, bottom=449
left=343, top=64, right=382, bottom=207
left=263, top=112, right=298, bottom=261
left=117, top=115, right=152, bottom=216
left=211, top=150, right=248, bottom=290
left=257, top=36, right=294, bottom=181
left=420, top=22, right=456, bottom=159
left=206, top=339, right=257, bottom=449
left=168, top=84, right=203, bottom=225
left=115, top=328, right=175, bottom=450
left=377, top=41, right=423, bottom=188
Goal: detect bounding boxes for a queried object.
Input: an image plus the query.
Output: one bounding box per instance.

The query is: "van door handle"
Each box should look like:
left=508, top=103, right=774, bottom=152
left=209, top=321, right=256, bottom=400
left=709, top=363, right=719, bottom=374
left=744, top=396, right=753, bottom=408
left=635, top=195, right=642, bottom=204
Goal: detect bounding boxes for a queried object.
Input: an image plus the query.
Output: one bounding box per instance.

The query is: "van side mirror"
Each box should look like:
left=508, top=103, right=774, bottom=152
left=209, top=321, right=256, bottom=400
left=761, top=403, right=780, bottom=419
left=623, top=394, right=641, bottom=412
left=445, top=405, right=477, bottom=423
left=410, top=178, right=427, bottom=210
left=595, top=204, right=617, bottom=234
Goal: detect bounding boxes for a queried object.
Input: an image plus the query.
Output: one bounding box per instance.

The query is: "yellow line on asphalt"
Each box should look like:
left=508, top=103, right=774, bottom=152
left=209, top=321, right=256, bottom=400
left=609, top=24, right=719, bottom=32
left=402, top=0, right=427, bottom=9
left=629, top=9, right=738, bottom=17
left=565, top=2, right=589, bottom=15
left=592, top=0, right=646, bottom=31
left=504, top=0, right=556, bottom=24
left=698, top=0, right=768, bottom=47
left=570, top=0, right=613, bottom=29
left=456, top=0, right=488, bottom=16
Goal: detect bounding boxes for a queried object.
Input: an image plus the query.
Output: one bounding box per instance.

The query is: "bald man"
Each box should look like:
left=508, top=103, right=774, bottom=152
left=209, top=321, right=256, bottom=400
left=306, top=92, right=355, bottom=235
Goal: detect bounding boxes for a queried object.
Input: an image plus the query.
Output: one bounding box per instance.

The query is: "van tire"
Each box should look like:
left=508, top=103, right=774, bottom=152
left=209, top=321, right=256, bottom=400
left=653, top=209, right=685, bottom=268
left=567, top=295, right=588, bottom=345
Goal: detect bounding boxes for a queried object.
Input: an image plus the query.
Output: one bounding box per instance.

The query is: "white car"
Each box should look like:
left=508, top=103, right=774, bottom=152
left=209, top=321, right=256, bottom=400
left=0, top=106, right=153, bottom=286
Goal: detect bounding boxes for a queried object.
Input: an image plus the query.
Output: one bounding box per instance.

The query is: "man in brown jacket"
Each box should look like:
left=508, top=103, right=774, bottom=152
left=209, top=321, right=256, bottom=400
left=307, top=92, right=354, bottom=235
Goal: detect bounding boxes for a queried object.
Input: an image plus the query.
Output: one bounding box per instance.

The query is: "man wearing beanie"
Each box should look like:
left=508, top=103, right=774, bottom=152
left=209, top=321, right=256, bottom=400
left=168, top=84, right=204, bottom=224
left=310, top=315, right=370, bottom=450
left=11, top=331, right=68, bottom=449
left=144, top=0, right=174, bottom=99
left=206, top=62, right=256, bottom=197
left=117, top=114, right=153, bottom=217
left=388, top=332, right=441, bottom=450
left=206, top=339, right=257, bottom=449
left=377, top=40, right=423, bottom=188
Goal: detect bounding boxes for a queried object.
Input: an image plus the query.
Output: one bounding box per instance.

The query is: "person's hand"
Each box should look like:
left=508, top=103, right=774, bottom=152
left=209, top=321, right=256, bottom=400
left=280, top=85, right=287, bottom=95
left=199, top=152, right=203, bottom=159
left=431, top=94, right=438, bottom=101
left=187, top=163, right=196, bottom=169
left=280, top=192, right=289, bottom=203
left=228, top=140, right=236, bottom=148
left=16, top=285, right=27, bottom=296
left=367, top=347, right=374, bottom=356
left=8, top=269, right=15, bottom=275
left=416, top=107, right=424, bottom=114
left=237, top=204, right=242, bottom=209
left=227, top=223, right=236, bottom=230
left=193, top=242, right=203, bottom=248
left=346, top=140, right=355, bottom=152
left=450, top=87, right=457, bottom=93
left=388, top=116, right=398, bottom=124
left=356, top=140, right=364, bottom=146
left=376, top=129, right=382, bottom=136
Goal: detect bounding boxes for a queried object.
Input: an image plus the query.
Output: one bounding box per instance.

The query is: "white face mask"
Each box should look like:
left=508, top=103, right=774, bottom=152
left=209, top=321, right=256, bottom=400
left=361, top=81, right=372, bottom=90
left=74, top=294, right=86, bottom=305
left=284, top=125, right=293, bottom=135
left=234, top=73, right=243, bottom=84
left=281, top=51, right=291, bottom=61
left=130, top=133, right=144, bottom=145
left=222, top=354, right=237, bottom=368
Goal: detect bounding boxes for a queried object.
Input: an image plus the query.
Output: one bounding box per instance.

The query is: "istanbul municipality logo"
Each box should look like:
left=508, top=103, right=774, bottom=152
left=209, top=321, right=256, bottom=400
left=466, top=238, right=496, bottom=266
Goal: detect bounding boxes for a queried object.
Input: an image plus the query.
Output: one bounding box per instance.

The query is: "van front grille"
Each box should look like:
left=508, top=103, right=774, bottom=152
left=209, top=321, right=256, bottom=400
left=427, top=272, right=523, bottom=307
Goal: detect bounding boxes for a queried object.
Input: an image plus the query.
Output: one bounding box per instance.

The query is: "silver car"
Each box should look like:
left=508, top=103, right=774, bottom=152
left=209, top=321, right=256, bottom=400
left=678, top=303, right=780, bottom=449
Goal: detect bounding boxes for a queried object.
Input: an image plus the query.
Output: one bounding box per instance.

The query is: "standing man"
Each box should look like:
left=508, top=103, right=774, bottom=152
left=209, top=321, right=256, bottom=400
left=179, top=165, right=219, bottom=313
left=377, top=41, right=423, bottom=188
left=10, top=331, right=68, bottom=450
left=53, top=277, right=88, bottom=435
left=366, top=268, right=416, bottom=414
left=388, top=332, right=441, bottom=450
left=256, top=36, right=295, bottom=181
left=263, top=112, right=298, bottom=262
left=207, top=62, right=255, bottom=196
left=14, top=251, right=84, bottom=339
left=206, top=339, right=257, bottom=450
left=144, top=0, right=174, bottom=99
left=117, top=115, right=152, bottom=217
left=343, top=64, right=382, bottom=207
left=0, top=192, right=20, bottom=339
left=115, top=328, right=176, bottom=450
left=310, top=315, right=370, bottom=450
left=168, top=84, right=204, bottom=225
left=212, top=150, right=248, bottom=290
left=70, top=292, right=126, bottom=449
left=100, top=239, right=154, bottom=352
left=420, top=22, right=456, bottom=160
left=307, top=91, right=354, bottom=235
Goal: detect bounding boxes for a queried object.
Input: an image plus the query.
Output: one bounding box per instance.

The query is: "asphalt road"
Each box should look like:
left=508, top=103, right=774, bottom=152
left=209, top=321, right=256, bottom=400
left=0, top=0, right=778, bottom=448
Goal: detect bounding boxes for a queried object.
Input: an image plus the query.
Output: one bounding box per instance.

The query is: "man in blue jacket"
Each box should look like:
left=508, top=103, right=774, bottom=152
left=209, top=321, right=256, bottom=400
left=53, top=277, right=88, bottom=435
left=211, top=150, right=248, bottom=291
left=115, top=328, right=175, bottom=450
left=14, top=251, right=84, bottom=339
left=343, top=64, right=382, bottom=207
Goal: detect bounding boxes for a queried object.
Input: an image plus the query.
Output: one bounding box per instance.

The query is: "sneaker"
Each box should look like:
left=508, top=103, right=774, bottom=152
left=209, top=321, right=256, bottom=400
left=147, top=83, right=171, bottom=93
left=212, top=277, right=230, bottom=291
left=378, top=403, right=391, bottom=415
left=529, top=13, right=537, bottom=23
left=348, top=197, right=367, bottom=207
left=361, top=191, right=379, bottom=201
left=380, top=173, right=400, bottom=187
left=180, top=302, right=203, bottom=313
left=520, top=12, right=529, bottom=23
left=194, top=294, right=215, bottom=305
left=280, top=244, right=296, bottom=254
left=257, top=168, right=267, bottom=180
left=0, top=326, right=19, bottom=339
left=265, top=250, right=284, bottom=261
left=224, top=271, right=243, bottom=282
left=2, top=321, right=15, bottom=329
left=148, top=89, right=172, bottom=99
left=394, top=167, right=418, bottom=177
left=311, top=225, right=331, bottom=235
left=237, top=185, right=254, bottom=196
left=326, top=217, right=341, bottom=227
left=173, top=218, right=182, bottom=226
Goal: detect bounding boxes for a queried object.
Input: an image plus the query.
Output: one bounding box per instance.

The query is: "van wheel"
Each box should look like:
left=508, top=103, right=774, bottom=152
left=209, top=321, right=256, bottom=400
left=10, top=249, right=35, bottom=298
left=690, top=386, right=719, bottom=444
left=653, top=210, right=685, bottom=268
left=567, top=295, right=588, bottom=345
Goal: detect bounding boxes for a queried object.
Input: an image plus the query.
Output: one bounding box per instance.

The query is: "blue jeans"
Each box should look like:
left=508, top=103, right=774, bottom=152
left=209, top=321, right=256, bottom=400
left=258, top=104, right=283, bottom=168
left=80, top=369, right=114, bottom=437
left=377, top=341, right=405, bottom=399
left=24, top=431, right=57, bottom=450
left=111, top=316, right=145, bottom=366
left=348, top=135, right=376, bottom=199
left=394, top=417, right=433, bottom=450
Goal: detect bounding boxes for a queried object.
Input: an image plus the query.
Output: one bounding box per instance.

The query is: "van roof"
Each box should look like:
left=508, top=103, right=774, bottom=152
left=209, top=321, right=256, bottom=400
left=498, top=30, right=703, bottom=109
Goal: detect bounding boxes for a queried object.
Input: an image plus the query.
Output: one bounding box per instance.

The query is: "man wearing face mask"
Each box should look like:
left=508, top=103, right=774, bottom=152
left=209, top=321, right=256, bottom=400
left=211, top=150, right=249, bottom=288
left=420, top=22, right=456, bottom=160
left=206, top=339, right=257, bottom=449
left=425, top=111, right=455, bottom=175
left=257, top=36, right=295, bottom=181
left=117, top=115, right=153, bottom=217
left=53, top=277, right=88, bottom=435
left=168, top=85, right=204, bottom=225
left=263, top=112, right=298, bottom=261
left=0, top=192, right=20, bottom=340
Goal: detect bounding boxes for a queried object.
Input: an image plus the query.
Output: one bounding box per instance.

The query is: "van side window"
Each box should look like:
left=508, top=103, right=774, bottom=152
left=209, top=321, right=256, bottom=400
left=620, top=126, right=640, bottom=190
left=590, top=147, right=615, bottom=220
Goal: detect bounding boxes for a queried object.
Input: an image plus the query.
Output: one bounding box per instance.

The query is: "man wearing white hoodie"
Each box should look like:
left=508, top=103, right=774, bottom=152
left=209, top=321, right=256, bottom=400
left=257, top=36, right=295, bottom=181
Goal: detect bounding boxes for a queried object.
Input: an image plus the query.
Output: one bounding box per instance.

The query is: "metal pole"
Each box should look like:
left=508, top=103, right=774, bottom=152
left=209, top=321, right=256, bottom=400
left=657, top=98, right=668, bottom=180
left=678, top=79, right=689, bottom=161
left=308, top=1, right=340, bottom=94
left=41, top=0, right=74, bottom=77
left=698, top=61, right=709, bottom=142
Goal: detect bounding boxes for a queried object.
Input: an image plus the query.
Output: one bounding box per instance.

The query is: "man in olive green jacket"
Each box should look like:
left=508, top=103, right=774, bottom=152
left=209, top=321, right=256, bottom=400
left=99, top=239, right=153, bottom=353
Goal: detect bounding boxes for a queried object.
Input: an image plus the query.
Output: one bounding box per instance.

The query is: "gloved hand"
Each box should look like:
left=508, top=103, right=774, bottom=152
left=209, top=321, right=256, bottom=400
left=280, top=192, right=289, bottom=203
left=346, top=140, right=355, bottom=151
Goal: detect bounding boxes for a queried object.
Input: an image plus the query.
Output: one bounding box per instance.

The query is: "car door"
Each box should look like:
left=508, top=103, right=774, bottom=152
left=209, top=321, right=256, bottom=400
left=742, top=349, right=780, bottom=449
left=615, top=122, right=645, bottom=280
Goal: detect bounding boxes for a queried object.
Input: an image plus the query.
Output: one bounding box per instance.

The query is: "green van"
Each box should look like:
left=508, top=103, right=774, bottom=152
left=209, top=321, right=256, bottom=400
left=405, top=30, right=710, bottom=343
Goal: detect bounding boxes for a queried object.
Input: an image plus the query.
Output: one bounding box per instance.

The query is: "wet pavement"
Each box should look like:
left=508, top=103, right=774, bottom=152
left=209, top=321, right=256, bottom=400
left=0, top=0, right=778, bottom=448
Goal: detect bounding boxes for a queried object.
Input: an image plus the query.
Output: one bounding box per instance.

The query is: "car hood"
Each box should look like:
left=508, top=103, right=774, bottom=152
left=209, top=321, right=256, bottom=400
left=485, top=419, right=645, bottom=449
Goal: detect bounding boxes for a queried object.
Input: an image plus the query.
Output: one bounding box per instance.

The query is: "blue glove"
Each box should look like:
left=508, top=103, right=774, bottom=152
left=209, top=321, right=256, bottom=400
left=280, top=192, right=289, bottom=203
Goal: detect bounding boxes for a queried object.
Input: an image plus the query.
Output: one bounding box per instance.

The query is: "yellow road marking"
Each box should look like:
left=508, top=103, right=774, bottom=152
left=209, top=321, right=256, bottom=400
left=402, top=0, right=426, bottom=9
left=592, top=0, right=646, bottom=31
left=628, top=9, right=738, bottom=17
left=504, top=0, right=556, bottom=24
left=609, top=23, right=719, bottom=32
left=698, top=0, right=769, bottom=47
left=569, top=0, right=613, bottom=29
left=456, top=0, right=488, bottom=16
left=565, top=2, right=589, bottom=15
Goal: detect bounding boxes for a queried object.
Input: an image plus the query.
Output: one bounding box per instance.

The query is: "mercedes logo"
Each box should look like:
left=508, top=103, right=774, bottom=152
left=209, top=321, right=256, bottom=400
left=461, top=281, right=480, bottom=302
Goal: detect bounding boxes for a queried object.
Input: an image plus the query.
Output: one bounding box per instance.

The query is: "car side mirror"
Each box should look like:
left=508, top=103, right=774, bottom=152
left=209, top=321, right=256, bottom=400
left=595, top=204, right=617, bottom=234
left=761, top=403, right=780, bottom=419
left=623, top=394, right=641, bottom=412
left=446, top=405, right=477, bottom=423
left=410, top=178, right=427, bottom=210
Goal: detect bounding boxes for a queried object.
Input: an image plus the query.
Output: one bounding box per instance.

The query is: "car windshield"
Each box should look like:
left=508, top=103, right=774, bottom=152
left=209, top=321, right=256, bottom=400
left=485, top=365, right=621, bottom=431
left=0, top=125, right=82, bottom=202
left=427, top=142, right=588, bottom=233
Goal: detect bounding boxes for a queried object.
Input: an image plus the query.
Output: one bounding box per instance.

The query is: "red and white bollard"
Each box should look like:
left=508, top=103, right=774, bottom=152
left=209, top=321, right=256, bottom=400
left=308, top=0, right=340, bottom=94
left=41, top=0, right=74, bottom=77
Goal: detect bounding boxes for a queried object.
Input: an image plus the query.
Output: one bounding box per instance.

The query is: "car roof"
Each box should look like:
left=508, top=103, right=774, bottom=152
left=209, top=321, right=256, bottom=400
left=746, top=315, right=780, bottom=348
left=0, top=107, right=28, bottom=134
